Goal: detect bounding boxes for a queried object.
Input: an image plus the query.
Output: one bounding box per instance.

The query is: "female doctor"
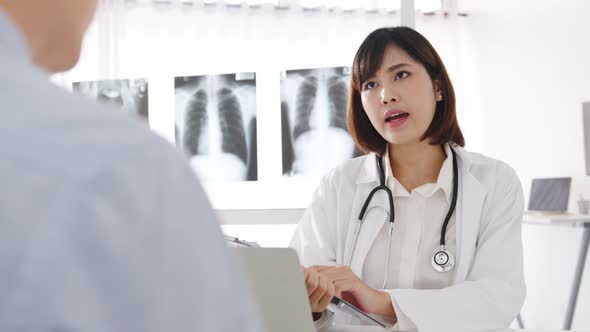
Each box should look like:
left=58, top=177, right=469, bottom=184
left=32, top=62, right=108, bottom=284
left=290, top=27, right=526, bottom=332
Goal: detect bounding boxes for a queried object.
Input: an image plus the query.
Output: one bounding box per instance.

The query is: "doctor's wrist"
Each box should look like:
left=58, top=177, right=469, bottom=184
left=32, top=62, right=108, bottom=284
left=372, top=290, right=397, bottom=322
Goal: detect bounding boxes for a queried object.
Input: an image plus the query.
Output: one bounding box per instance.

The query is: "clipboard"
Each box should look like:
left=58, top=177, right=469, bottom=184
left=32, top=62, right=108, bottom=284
left=224, top=234, right=260, bottom=248
left=329, top=296, right=387, bottom=328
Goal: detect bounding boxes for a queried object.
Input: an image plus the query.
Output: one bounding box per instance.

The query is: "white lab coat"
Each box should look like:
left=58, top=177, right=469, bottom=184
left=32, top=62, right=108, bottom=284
left=291, top=144, right=526, bottom=332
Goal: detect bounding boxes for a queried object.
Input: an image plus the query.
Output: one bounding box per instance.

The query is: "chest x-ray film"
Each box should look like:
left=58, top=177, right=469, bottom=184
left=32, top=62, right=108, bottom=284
left=175, top=73, right=257, bottom=182
left=73, top=79, right=149, bottom=121
left=528, top=177, right=572, bottom=212
left=281, top=67, right=361, bottom=178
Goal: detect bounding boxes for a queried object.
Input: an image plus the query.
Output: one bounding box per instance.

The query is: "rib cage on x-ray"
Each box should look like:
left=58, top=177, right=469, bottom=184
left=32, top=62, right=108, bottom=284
left=175, top=74, right=257, bottom=182
left=292, top=75, right=349, bottom=139
left=292, top=76, right=316, bottom=141
left=327, top=76, right=349, bottom=130
left=184, top=87, right=250, bottom=161
left=218, top=88, right=248, bottom=165
left=282, top=67, right=357, bottom=177
left=183, top=90, right=208, bottom=156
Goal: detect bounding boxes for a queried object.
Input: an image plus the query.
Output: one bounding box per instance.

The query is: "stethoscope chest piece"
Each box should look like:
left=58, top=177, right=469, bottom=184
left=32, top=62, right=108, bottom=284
left=432, top=245, right=455, bottom=273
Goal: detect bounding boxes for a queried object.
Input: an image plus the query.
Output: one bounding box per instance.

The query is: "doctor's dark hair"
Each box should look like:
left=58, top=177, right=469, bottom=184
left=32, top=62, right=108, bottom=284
left=347, top=26, right=465, bottom=155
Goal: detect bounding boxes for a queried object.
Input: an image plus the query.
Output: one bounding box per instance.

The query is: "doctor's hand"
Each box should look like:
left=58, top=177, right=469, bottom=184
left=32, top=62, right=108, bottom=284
left=303, top=266, right=336, bottom=313
left=315, top=265, right=396, bottom=320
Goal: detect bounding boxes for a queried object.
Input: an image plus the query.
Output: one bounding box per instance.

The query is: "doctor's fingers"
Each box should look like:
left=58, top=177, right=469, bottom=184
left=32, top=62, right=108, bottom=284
left=304, top=269, right=320, bottom=296
left=319, top=266, right=356, bottom=281
left=308, top=265, right=338, bottom=273
left=316, top=280, right=335, bottom=312
left=309, top=275, right=334, bottom=312
left=309, top=274, right=330, bottom=302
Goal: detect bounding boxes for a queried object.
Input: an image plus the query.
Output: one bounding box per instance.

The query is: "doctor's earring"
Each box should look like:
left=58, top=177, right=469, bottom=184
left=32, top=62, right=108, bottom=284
left=436, top=94, right=443, bottom=101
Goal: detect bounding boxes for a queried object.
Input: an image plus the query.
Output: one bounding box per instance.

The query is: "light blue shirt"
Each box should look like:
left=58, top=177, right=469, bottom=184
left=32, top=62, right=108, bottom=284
left=0, top=9, right=261, bottom=332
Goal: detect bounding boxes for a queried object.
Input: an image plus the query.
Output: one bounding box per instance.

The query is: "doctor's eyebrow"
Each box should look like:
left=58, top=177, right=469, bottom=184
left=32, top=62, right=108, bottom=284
left=386, top=63, right=411, bottom=73
left=362, top=63, right=412, bottom=85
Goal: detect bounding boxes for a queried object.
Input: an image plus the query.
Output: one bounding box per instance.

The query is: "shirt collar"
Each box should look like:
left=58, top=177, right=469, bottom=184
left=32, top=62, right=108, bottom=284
left=0, top=8, right=30, bottom=63
left=382, top=143, right=454, bottom=203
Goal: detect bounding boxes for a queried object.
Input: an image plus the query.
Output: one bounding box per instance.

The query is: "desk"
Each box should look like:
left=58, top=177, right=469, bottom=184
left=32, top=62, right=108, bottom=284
left=523, top=213, right=590, bottom=330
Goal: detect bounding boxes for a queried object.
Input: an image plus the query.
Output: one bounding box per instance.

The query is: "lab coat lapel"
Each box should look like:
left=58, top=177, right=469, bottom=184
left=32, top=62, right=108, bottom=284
left=453, top=156, right=486, bottom=282
left=344, top=155, right=389, bottom=278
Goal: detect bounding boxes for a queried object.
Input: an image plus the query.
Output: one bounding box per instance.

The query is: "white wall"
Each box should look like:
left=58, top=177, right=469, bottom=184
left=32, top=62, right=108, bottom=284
left=420, top=1, right=590, bottom=329
left=64, top=1, right=590, bottom=330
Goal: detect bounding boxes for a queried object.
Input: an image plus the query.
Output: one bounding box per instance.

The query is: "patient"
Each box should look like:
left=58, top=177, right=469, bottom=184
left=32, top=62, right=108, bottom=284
left=0, top=1, right=261, bottom=331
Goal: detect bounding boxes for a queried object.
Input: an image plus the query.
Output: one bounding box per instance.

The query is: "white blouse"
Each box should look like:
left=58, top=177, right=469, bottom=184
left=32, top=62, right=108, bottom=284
left=363, top=143, right=457, bottom=291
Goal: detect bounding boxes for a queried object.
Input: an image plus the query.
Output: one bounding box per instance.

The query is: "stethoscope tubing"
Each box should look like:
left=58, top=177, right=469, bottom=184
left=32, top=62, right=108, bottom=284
left=348, top=147, right=458, bottom=284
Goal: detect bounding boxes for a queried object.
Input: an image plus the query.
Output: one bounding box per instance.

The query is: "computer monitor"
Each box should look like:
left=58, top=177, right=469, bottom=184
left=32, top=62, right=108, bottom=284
left=528, top=177, right=572, bottom=212
left=233, top=248, right=316, bottom=332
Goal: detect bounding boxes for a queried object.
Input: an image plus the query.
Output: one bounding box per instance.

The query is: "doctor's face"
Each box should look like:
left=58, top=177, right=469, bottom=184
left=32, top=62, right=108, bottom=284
left=360, top=43, right=441, bottom=146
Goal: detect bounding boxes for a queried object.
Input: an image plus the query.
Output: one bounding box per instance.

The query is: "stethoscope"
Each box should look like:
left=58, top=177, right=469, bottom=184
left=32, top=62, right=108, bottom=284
left=347, top=147, right=459, bottom=289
